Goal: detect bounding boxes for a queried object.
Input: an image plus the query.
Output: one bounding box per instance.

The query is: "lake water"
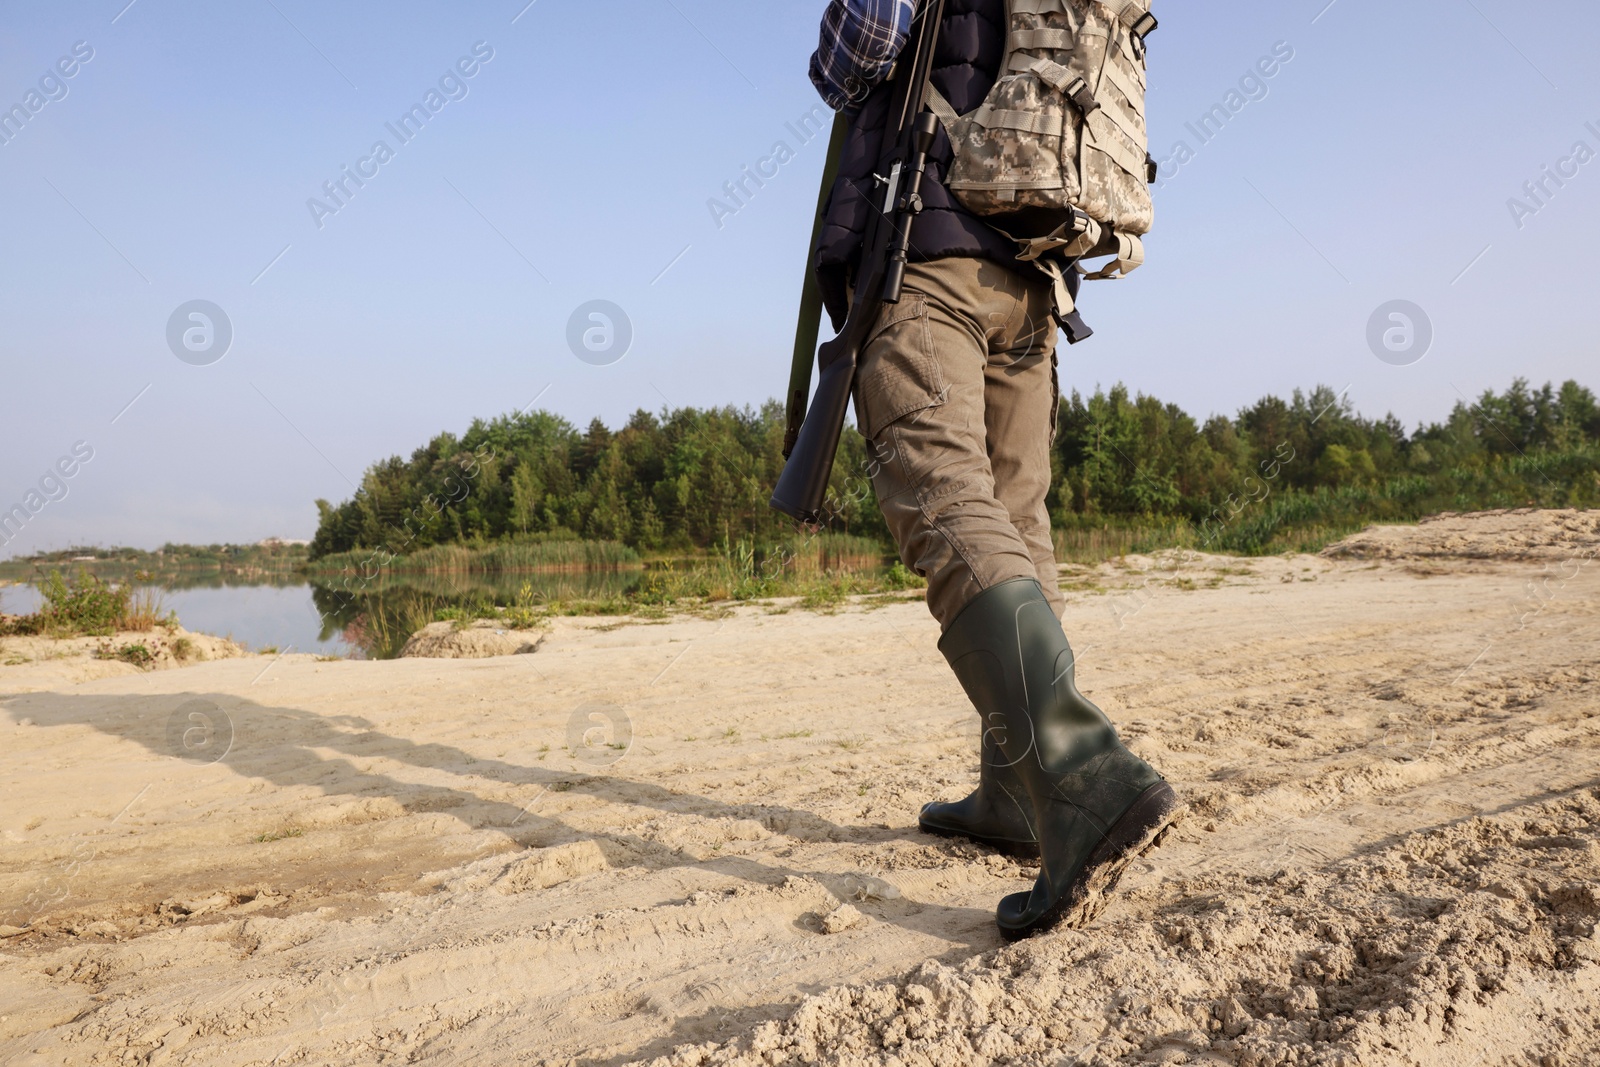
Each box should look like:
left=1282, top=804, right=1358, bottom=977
left=1, top=582, right=356, bottom=657
left=0, top=571, right=643, bottom=659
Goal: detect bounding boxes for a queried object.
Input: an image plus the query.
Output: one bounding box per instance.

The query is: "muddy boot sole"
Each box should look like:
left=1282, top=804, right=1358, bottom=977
left=997, top=781, right=1181, bottom=942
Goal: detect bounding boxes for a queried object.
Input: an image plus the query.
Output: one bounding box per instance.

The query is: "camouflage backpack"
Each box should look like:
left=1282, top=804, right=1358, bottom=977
left=926, top=0, right=1157, bottom=298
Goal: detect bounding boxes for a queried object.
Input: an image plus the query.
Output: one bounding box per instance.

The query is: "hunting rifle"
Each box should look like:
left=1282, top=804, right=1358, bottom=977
left=771, top=0, right=948, bottom=525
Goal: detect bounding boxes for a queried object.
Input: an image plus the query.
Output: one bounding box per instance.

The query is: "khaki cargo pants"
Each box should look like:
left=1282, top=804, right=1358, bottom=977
left=854, top=256, right=1063, bottom=630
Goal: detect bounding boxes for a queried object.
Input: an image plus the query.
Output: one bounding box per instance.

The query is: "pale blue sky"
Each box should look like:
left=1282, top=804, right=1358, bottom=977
left=2, top=0, right=1596, bottom=553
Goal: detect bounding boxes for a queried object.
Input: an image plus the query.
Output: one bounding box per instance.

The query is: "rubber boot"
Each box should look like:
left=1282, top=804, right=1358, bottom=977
left=918, top=726, right=1039, bottom=857
left=938, top=577, right=1179, bottom=941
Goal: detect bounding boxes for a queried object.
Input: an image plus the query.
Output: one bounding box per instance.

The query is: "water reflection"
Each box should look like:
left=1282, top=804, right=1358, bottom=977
left=0, top=571, right=642, bottom=661
left=309, top=570, right=641, bottom=659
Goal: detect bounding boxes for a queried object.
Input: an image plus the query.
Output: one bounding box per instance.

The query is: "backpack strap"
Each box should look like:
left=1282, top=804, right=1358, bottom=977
left=1010, top=27, right=1075, bottom=50
left=1092, top=0, right=1156, bottom=36
left=1034, top=255, right=1093, bottom=343
left=1098, top=49, right=1145, bottom=102
left=1080, top=231, right=1144, bottom=279
left=971, top=103, right=1064, bottom=137
left=925, top=83, right=961, bottom=134
left=1008, top=53, right=1099, bottom=114
left=992, top=215, right=1099, bottom=343
left=1083, top=101, right=1148, bottom=178
left=1004, top=213, right=1103, bottom=263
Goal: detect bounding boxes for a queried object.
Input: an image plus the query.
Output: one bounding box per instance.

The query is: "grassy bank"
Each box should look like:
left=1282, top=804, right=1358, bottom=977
left=1050, top=446, right=1599, bottom=561
left=311, top=533, right=916, bottom=658
left=0, top=542, right=312, bottom=589
left=1195, top=447, right=1598, bottom=554
left=629, top=533, right=910, bottom=609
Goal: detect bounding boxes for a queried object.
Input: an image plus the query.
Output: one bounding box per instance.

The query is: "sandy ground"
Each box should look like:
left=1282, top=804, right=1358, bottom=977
left=0, top=627, right=245, bottom=692
left=0, top=509, right=1596, bottom=1067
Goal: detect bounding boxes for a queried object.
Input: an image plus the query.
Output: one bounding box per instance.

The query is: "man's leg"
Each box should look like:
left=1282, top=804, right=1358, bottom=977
left=858, top=256, right=1178, bottom=939
left=856, top=257, right=1041, bottom=629
left=859, top=257, right=1052, bottom=856
left=978, top=261, right=1064, bottom=617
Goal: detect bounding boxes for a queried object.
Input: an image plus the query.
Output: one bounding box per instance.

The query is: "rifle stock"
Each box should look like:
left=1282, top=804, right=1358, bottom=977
left=770, top=334, right=856, bottom=523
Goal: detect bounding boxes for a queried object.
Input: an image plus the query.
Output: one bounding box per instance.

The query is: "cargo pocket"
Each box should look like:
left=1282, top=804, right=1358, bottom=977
left=853, top=293, right=949, bottom=441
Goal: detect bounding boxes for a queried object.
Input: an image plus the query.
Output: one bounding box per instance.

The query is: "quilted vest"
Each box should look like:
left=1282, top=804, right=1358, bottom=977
left=812, top=0, right=1015, bottom=330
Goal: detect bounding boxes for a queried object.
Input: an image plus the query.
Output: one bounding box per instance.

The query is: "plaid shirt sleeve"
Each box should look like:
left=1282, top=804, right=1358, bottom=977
left=808, top=0, right=916, bottom=113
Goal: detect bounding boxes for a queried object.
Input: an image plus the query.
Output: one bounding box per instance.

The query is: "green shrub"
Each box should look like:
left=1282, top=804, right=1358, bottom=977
left=881, top=561, right=926, bottom=590
left=98, top=642, right=155, bottom=668
left=39, top=570, right=131, bottom=636
left=0, top=614, right=45, bottom=637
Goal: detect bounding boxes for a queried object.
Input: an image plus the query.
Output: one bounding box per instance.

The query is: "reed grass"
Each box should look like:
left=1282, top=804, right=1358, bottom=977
left=1052, top=520, right=1198, bottom=564
left=307, top=539, right=641, bottom=578
left=778, top=532, right=888, bottom=574
left=120, top=587, right=171, bottom=631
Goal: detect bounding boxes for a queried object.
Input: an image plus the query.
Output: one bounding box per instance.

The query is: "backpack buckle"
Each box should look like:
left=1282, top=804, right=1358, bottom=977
left=1060, top=308, right=1095, bottom=345
left=1065, top=76, right=1100, bottom=116
left=1129, top=12, right=1157, bottom=59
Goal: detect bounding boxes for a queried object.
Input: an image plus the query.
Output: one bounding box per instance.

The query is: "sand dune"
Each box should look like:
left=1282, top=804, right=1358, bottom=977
left=0, top=510, right=1596, bottom=1066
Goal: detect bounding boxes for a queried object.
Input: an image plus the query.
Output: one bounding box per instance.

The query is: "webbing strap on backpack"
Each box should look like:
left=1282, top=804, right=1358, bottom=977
left=1081, top=231, right=1144, bottom=279
left=926, top=86, right=961, bottom=131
